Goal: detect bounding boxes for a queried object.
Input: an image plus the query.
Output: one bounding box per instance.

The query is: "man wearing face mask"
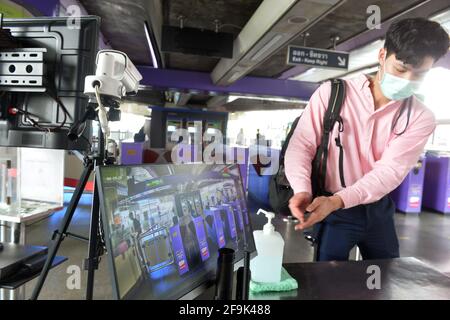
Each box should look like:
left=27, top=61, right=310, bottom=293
left=285, top=18, right=449, bottom=261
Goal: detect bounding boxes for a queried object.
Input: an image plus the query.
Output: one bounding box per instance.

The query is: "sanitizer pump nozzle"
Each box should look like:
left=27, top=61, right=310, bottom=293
left=256, top=209, right=275, bottom=235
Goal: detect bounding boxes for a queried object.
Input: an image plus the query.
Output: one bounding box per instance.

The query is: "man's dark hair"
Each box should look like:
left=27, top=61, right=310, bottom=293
left=385, top=18, right=449, bottom=67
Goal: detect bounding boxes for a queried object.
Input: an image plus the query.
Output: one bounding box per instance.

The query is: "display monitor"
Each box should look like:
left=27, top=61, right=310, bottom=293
left=97, top=163, right=256, bottom=300
left=0, top=16, right=100, bottom=150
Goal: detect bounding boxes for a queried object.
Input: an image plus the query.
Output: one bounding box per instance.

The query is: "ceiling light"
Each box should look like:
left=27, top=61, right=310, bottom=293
left=228, top=94, right=307, bottom=104
left=144, top=21, right=159, bottom=68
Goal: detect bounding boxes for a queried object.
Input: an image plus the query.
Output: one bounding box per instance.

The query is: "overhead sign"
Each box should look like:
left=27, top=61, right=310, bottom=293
left=287, top=45, right=349, bottom=70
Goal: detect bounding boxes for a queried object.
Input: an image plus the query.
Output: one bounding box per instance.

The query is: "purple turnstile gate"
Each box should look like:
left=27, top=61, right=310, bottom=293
left=390, top=157, right=426, bottom=214
left=422, top=154, right=450, bottom=214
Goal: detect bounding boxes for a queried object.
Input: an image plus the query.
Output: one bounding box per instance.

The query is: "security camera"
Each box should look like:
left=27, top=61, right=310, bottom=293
left=84, top=50, right=142, bottom=100
left=82, top=50, right=142, bottom=138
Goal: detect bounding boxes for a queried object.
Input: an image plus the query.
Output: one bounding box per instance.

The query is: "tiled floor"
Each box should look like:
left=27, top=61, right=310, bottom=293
left=10, top=192, right=450, bottom=299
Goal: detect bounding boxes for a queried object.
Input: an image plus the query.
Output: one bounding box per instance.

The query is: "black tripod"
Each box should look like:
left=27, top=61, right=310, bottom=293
left=30, top=123, right=108, bottom=300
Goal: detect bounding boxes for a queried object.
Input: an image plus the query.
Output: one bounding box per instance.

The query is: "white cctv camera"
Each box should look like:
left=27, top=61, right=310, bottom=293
left=83, top=50, right=142, bottom=138
left=84, top=49, right=142, bottom=100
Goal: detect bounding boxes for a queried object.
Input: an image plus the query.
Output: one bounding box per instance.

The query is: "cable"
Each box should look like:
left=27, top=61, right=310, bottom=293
left=54, top=95, right=73, bottom=121
left=20, top=87, right=71, bottom=132
left=11, top=89, right=71, bottom=132
left=45, top=85, right=73, bottom=121
left=45, top=90, right=72, bottom=130
left=94, top=85, right=110, bottom=138
left=78, top=120, right=88, bottom=141
left=80, top=135, right=92, bottom=149
left=69, top=117, right=92, bottom=149
left=94, top=85, right=111, bottom=159
left=12, top=107, right=51, bottom=132
left=392, top=98, right=412, bottom=136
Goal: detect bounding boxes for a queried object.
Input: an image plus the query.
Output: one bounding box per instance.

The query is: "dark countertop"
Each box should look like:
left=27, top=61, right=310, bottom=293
left=249, top=257, right=450, bottom=300
left=197, top=257, right=450, bottom=300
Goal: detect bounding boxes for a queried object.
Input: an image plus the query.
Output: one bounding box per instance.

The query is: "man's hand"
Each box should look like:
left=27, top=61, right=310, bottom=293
left=288, top=192, right=312, bottom=224
left=295, top=195, right=344, bottom=231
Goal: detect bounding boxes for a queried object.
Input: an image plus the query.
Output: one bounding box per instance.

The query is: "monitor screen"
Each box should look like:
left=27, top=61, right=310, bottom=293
left=97, top=163, right=256, bottom=300
left=0, top=16, right=99, bottom=150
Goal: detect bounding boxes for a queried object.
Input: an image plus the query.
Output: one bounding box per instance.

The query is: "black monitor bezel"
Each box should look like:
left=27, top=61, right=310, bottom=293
left=96, top=162, right=256, bottom=300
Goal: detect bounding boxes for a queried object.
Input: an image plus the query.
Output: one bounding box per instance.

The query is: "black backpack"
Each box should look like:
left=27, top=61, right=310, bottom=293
left=269, top=79, right=347, bottom=215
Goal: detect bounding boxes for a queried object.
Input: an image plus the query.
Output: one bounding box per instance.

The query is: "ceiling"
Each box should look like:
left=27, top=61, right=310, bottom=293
left=78, top=0, right=448, bottom=111
left=164, top=0, right=263, bottom=72
left=250, top=0, right=425, bottom=77
left=80, top=0, right=154, bottom=65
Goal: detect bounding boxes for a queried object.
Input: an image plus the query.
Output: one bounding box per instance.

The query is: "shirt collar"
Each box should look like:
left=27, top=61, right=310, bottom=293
left=358, top=73, right=372, bottom=91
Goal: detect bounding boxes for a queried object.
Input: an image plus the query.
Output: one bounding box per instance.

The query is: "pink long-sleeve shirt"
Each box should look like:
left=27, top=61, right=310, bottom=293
left=285, top=74, right=436, bottom=209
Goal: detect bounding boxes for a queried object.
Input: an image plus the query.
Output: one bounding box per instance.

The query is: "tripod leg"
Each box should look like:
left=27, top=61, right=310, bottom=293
left=30, top=162, right=93, bottom=300
left=85, top=178, right=100, bottom=300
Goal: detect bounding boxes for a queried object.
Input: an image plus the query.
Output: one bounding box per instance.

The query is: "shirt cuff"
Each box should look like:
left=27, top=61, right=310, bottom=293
left=291, top=181, right=312, bottom=196
left=335, top=188, right=360, bottom=209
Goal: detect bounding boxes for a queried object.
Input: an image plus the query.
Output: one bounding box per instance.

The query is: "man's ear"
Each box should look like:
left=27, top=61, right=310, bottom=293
left=378, top=47, right=387, bottom=66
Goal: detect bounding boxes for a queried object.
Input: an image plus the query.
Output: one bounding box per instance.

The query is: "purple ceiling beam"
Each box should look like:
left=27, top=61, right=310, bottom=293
left=138, top=66, right=319, bottom=100
left=13, top=0, right=60, bottom=16
left=279, top=0, right=450, bottom=80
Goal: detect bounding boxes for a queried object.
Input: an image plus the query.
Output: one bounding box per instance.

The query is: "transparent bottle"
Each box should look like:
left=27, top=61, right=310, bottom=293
left=250, top=209, right=284, bottom=283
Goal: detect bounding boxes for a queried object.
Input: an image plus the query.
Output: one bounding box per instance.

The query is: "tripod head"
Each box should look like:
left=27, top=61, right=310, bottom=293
left=68, top=101, right=119, bottom=165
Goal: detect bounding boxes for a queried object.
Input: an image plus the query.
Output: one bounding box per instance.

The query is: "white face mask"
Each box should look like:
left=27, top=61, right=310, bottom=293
left=379, top=54, right=421, bottom=101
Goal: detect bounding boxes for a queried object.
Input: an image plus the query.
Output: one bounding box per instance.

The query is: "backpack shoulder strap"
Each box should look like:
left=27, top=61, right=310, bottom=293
left=279, top=115, right=301, bottom=166
left=312, top=79, right=347, bottom=196
left=323, top=79, right=346, bottom=132
left=332, top=79, right=347, bottom=188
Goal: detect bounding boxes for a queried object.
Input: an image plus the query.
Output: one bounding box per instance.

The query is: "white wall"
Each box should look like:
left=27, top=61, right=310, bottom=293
left=227, top=109, right=304, bottom=148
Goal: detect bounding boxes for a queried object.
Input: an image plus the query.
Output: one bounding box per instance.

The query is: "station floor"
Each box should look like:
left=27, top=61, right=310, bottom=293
left=16, top=191, right=450, bottom=300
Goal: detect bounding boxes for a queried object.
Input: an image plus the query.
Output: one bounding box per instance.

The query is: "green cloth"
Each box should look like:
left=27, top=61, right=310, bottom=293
left=249, top=267, right=298, bottom=294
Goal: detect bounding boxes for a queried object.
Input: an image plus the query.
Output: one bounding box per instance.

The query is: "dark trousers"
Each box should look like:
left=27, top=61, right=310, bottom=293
left=313, top=195, right=399, bottom=261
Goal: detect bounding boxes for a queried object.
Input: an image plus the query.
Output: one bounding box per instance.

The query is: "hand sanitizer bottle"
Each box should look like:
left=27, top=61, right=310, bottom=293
left=250, top=209, right=284, bottom=283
